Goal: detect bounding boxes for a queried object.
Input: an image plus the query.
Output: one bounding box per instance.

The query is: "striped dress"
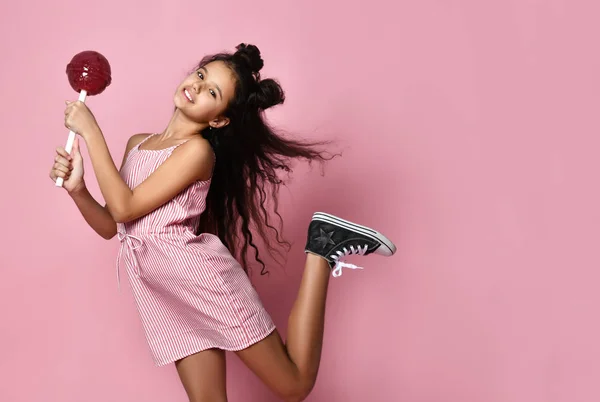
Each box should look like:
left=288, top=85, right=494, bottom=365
left=116, top=134, right=276, bottom=366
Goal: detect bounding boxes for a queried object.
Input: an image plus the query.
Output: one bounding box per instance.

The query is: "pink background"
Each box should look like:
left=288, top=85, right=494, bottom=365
left=1, top=0, right=599, bottom=401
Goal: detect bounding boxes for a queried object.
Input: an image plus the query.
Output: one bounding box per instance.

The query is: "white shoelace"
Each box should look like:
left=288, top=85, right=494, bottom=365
left=331, top=245, right=368, bottom=277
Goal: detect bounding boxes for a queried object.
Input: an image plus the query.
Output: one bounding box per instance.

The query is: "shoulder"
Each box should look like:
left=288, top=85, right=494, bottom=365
left=118, top=133, right=151, bottom=169
left=170, top=136, right=214, bottom=181
left=125, top=133, right=151, bottom=153
left=176, top=136, right=213, bottom=155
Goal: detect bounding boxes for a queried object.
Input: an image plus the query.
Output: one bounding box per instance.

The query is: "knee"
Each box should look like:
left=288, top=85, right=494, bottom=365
left=279, top=379, right=314, bottom=402
left=189, top=394, right=227, bottom=402
left=187, top=389, right=227, bottom=402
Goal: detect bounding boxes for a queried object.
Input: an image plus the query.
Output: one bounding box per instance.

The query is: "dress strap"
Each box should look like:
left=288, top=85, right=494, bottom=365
left=171, top=136, right=197, bottom=151
left=135, top=133, right=159, bottom=150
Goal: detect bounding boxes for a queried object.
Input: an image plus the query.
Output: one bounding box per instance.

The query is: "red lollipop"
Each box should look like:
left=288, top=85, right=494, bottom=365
left=66, top=51, right=112, bottom=95
left=56, top=51, right=112, bottom=187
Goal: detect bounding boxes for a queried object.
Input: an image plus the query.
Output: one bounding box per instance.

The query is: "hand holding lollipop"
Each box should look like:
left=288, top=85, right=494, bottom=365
left=55, top=51, right=111, bottom=187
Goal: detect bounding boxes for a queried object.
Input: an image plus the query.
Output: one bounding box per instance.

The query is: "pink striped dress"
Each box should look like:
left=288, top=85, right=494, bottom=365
left=116, top=134, right=276, bottom=366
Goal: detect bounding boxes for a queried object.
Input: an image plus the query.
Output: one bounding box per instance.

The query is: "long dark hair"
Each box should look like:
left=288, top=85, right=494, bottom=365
left=196, top=44, right=331, bottom=275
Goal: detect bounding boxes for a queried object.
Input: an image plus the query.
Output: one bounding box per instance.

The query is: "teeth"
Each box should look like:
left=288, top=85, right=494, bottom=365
left=184, top=89, right=193, bottom=102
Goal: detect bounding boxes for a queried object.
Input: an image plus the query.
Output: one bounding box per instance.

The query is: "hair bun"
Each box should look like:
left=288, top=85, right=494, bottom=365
left=234, top=43, right=264, bottom=74
left=249, top=78, right=285, bottom=110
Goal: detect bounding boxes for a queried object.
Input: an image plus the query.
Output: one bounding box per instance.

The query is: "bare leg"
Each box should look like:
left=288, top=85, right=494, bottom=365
left=286, top=253, right=331, bottom=378
left=176, top=349, right=228, bottom=402
left=236, top=213, right=396, bottom=402
left=236, top=254, right=329, bottom=401
left=170, top=214, right=394, bottom=401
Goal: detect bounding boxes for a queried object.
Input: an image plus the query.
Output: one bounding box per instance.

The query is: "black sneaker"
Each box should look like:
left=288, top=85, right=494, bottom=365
left=305, top=212, right=396, bottom=277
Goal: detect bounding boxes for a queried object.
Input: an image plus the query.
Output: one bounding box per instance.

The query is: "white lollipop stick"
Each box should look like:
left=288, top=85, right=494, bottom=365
left=56, top=89, right=87, bottom=187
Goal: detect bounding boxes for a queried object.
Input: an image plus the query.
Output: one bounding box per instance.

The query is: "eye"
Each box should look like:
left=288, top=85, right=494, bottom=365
left=197, top=71, right=204, bottom=80
left=209, top=89, right=216, bottom=98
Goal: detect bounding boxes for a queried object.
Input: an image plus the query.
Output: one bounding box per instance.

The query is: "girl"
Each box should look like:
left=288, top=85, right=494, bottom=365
left=49, top=44, right=396, bottom=402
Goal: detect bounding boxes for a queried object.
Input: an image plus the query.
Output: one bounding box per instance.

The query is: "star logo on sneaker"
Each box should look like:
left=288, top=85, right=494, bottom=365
left=315, top=228, right=336, bottom=251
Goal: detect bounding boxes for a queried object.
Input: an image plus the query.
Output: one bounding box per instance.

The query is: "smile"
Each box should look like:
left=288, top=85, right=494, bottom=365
left=184, top=88, right=194, bottom=103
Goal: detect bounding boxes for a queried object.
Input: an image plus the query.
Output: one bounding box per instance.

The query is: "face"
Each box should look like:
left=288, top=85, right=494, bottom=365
left=174, top=61, right=237, bottom=128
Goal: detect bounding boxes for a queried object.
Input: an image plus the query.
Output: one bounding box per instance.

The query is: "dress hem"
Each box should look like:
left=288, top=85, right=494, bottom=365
left=152, top=325, right=277, bottom=367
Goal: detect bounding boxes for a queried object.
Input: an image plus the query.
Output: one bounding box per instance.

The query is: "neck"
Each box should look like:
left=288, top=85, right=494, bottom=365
left=160, top=109, right=208, bottom=140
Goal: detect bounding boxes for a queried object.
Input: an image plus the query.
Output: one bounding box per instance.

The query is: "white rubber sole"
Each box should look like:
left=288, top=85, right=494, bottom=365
left=312, top=212, right=397, bottom=256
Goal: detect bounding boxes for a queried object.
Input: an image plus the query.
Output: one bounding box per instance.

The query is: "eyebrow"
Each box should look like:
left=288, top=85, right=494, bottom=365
left=200, top=67, right=223, bottom=100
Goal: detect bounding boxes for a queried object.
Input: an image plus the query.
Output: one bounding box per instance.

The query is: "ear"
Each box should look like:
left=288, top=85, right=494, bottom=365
left=210, top=116, right=230, bottom=129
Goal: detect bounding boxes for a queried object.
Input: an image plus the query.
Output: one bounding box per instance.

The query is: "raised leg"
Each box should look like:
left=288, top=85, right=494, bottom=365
left=236, top=253, right=330, bottom=401
left=236, top=213, right=396, bottom=401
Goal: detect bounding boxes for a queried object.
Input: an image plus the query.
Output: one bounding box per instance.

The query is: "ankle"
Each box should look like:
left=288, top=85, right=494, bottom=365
left=305, top=252, right=331, bottom=271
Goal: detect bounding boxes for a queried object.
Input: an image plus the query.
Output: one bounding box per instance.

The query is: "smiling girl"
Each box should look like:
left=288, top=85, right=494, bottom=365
left=50, top=44, right=396, bottom=401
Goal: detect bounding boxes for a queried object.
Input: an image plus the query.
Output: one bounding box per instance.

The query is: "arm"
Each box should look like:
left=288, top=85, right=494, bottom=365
left=69, top=187, right=117, bottom=239
left=84, top=127, right=213, bottom=223
left=64, top=101, right=213, bottom=223
left=69, top=134, right=149, bottom=239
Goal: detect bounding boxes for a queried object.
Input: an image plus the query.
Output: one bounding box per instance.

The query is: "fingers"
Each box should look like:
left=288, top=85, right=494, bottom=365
left=49, top=165, right=71, bottom=181
left=64, top=101, right=94, bottom=135
left=64, top=100, right=79, bottom=108
left=50, top=149, right=73, bottom=182
left=53, top=157, right=72, bottom=173
left=55, top=146, right=72, bottom=160
left=64, top=100, right=84, bottom=111
left=64, top=103, right=79, bottom=132
left=64, top=101, right=75, bottom=130
left=65, top=114, right=73, bottom=131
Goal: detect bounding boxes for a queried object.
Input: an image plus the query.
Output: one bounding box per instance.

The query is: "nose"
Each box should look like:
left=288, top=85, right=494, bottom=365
left=192, top=80, right=202, bottom=93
